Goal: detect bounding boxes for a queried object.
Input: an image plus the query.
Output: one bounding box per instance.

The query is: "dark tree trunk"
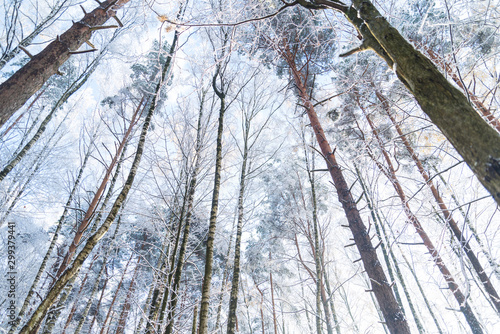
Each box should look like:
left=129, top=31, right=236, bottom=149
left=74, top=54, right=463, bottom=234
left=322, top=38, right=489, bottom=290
left=301, top=0, right=500, bottom=206
left=281, top=42, right=410, bottom=334
left=226, top=118, right=249, bottom=334
left=358, top=98, right=483, bottom=333
left=375, top=89, right=500, bottom=315
left=198, top=67, right=227, bottom=334
left=0, top=0, right=129, bottom=127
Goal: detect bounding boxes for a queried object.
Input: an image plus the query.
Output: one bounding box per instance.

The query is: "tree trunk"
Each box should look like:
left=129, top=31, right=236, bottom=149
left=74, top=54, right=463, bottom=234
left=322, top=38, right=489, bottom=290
left=359, top=100, right=483, bottom=333
left=416, top=42, right=500, bottom=133
left=0, top=0, right=129, bottom=127
left=54, top=97, right=143, bottom=278
left=19, top=63, right=156, bottom=333
left=163, top=93, right=206, bottom=334
left=299, top=0, right=500, bottom=205
left=192, top=303, right=198, bottom=334
left=376, top=89, right=500, bottom=314
left=0, top=0, right=70, bottom=70
left=269, top=259, right=278, bottom=334
left=356, top=165, right=426, bottom=333
left=305, top=138, right=333, bottom=334
left=227, top=122, right=249, bottom=334
left=281, top=42, right=410, bottom=334
left=0, top=54, right=102, bottom=183
left=346, top=0, right=500, bottom=206
left=433, top=165, right=500, bottom=282
left=0, top=87, right=45, bottom=139
left=198, top=64, right=227, bottom=334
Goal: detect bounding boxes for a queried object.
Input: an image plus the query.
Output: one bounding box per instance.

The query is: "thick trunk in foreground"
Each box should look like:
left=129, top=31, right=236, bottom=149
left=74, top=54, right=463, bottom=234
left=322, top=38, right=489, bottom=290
left=0, top=0, right=70, bottom=71
left=0, top=0, right=129, bottom=127
left=303, top=0, right=500, bottom=206
left=282, top=45, right=409, bottom=333
left=99, top=251, right=135, bottom=334
left=416, top=43, right=500, bottom=133
left=352, top=0, right=500, bottom=205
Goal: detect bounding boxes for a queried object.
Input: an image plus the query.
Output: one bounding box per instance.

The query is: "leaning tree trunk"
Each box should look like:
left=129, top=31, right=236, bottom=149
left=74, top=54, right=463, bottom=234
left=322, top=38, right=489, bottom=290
left=0, top=88, right=44, bottom=139
left=415, top=42, right=500, bottom=133
left=55, top=97, right=142, bottom=278
left=18, top=60, right=157, bottom=333
left=375, top=89, right=500, bottom=314
left=355, top=165, right=426, bottom=333
left=269, top=254, right=278, bottom=334
left=433, top=164, right=500, bottom=282
left=0, top=0, right=70, bottom=70
left=281, top=42, right=410, bottom=333
left=303, top=0, right=500, bottom=206
left=370, top=185, right=445, bottom=334
left=61, top=252, right=99, bottom=333
left=9, top=133, right=94, bottom=333
left=304, top=136, right=334, bottom=334
left=0, top=0, right=129, bottom=127
left=358, top=100, right=483, bottom=333
left=0, top=52, right=102, bottom=183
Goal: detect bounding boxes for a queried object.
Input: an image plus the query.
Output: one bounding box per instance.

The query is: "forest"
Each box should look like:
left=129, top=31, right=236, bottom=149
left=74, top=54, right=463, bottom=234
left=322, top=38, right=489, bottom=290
left=0, top=0, right=499, bottom=333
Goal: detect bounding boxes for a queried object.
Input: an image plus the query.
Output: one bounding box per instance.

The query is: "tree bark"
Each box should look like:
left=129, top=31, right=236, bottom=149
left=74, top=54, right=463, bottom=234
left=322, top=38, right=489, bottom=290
left=226, top=117, right=249, bottom=334
left=198, top=66, right=227, bottom=334
left=356, top=165, right=427, bottom=333
left=376, top=89, right=500, bottom=314
left=163, top=89, right=206, bottom=334
left=281, top=42, right=410, bottom=334
left=19, top=64, right=155, bottom=333
left=416, top=42, right=500, bottom=133
left=300, top=0, right=500, bottom=206
left=54, top=96, right=142, bottom=278
left=350, top=0, right=500, bottom=205
left=61, top=253, right=99, bottom=333
left=0, top=0, right=129, bottom=127
left=359, top=100, right=483, bottom=333
left=0, top=0, right=70, bottom=70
